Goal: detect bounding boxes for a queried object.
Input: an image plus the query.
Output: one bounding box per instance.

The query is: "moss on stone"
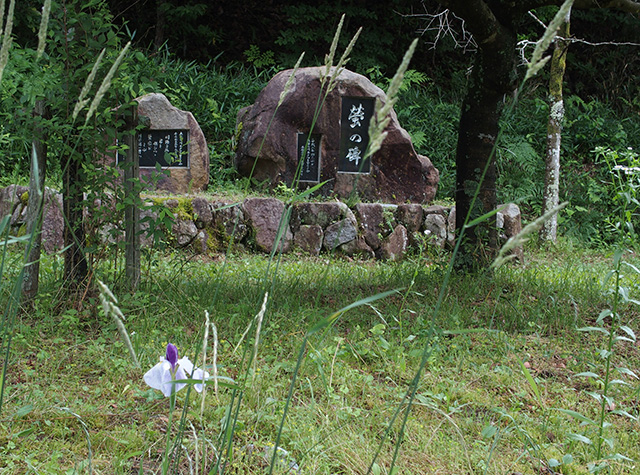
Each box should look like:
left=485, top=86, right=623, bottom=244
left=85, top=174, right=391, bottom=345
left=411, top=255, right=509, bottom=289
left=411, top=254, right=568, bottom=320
left=150, top=196, right=194, bottom=221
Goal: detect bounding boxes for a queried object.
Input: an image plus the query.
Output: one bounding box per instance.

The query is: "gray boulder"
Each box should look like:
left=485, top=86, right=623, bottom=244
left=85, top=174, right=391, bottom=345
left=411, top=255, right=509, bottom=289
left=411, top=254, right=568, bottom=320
left=380, top=225, right=408, bottom=261
left=294, top=224, right=323, bottom=256
left=243, top=198, right=293, bottom=253
left=323, top=218, right=357, bottom=251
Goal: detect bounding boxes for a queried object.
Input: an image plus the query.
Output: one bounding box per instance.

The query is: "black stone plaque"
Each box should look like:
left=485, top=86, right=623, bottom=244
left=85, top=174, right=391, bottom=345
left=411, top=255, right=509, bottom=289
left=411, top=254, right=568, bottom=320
left=137, top=129, right=189, bottom=168
left=338, top=96, right=374, bottom=173
left=297, top=133, right=321, bottom=182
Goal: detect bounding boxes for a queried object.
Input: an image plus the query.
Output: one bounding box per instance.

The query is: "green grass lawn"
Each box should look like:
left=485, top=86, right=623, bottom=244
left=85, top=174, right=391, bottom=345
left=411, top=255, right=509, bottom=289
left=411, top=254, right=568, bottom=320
left=1, top=242, right=639, bottom=474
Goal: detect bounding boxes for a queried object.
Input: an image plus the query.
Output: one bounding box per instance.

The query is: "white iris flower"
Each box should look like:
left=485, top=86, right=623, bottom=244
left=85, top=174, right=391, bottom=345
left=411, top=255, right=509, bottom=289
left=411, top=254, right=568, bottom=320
left=143, top=343, right=209, bottom=397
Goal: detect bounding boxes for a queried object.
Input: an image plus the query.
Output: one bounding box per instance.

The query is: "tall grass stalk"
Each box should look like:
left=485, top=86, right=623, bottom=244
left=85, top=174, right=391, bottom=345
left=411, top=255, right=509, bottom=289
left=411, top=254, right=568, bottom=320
left=291, top=14, right=361, bottom=191
left=200, top=310, right=211, bottom=410
left=211, top=321, right=219, bottom=399
left=0, top=219, right=30, bottom=415
left=36, top=0, right=51, bottom=60
left=366, top=38, right=418, bottom=161
left=98, top=279, right=140, bottom=367
left=251, top=292, right=268, bottom=383
left=525, top=0, right=574, bottom=81
left=0, top=0, right=14, bottom=84
left=72, top=48, right=107, bottom=122
left=84, top=41, right=131, bottom=125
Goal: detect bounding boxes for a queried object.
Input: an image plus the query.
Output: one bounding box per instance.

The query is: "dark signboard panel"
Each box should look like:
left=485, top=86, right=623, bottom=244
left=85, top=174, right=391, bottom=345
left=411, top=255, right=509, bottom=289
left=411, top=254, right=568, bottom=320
left=338, top=96, right=374, bottom=174
left=138, top=129, right=189, bottom=168
left=297, top=133, right=321, bottom=182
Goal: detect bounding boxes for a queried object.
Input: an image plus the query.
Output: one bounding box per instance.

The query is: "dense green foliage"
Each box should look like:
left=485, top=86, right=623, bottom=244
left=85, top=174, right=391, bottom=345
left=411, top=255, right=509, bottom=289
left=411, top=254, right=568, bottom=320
left=1, top=0, right=639, bottom=249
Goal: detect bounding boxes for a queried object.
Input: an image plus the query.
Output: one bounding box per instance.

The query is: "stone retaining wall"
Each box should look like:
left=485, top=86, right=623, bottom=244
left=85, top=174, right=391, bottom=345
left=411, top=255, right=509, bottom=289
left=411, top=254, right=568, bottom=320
left=0, top=186, right=522, bottom=262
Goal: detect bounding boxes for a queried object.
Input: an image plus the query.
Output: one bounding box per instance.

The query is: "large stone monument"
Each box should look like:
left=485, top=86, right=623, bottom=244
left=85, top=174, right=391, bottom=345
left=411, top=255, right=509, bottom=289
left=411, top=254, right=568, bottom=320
left=235, top=67, right=439, bottom=204
left=129, top=93, right=209, bottom=194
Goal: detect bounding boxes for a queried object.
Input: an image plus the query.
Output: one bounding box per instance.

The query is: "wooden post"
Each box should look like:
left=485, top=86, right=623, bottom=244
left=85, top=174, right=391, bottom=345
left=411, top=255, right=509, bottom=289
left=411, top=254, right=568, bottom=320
left=124, top=104, right=141, bottom=290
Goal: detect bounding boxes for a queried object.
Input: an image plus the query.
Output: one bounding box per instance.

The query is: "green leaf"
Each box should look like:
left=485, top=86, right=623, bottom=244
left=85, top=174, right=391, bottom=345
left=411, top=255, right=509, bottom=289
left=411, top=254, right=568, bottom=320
left=562, top=454, right=574, bottom=465
left=555, top=408, right=596, bottom=425
left=615, top=366, right=638, bottom=379
left=611, top=409, right=638, bottom=421
left=567, top=433, right=592, bottom=444
left=619, top=326, right=636, bottom=342
left=606, top=453, right=633, bottom=462
left=603, top=269, right=616, bottom=288
left=15, top=427, right=36, bottom=438
left=598, top=349, right=612, bottom=359
left=623, top=262, right=640, bottom=275
left=577, top=326, right=609, bottom=335
left=291, top=180, right=331, bottom=202
left=548, top=458, right=560, bottom=468
left=481, top=424, right=498, bottom=439
left=574, top=372, right=600, bottom=379
left=596, top=309, right=613, bottom=324
left=615, top=336, right=635, bottom=343
left=518, top=357, right=541, bottom=403
left=585, top=391, right=602, bottom=402
left=613, top=248, right=624, bottom=267
left=464, top=205, right=505, bottom=228
left=13, top=404, right=34, bottom=419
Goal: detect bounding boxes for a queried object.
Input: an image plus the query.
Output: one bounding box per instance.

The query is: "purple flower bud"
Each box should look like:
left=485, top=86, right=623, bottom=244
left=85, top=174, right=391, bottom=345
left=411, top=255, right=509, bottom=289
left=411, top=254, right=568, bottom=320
left=165, top=343, right=179, bottom=370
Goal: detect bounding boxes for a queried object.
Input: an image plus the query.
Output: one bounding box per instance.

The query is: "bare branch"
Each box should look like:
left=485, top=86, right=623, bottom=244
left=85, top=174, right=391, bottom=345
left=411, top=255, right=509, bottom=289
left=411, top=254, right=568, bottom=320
left=518, top=8, right=640, bottom=67
left=409, top=6, right=477, bottom=52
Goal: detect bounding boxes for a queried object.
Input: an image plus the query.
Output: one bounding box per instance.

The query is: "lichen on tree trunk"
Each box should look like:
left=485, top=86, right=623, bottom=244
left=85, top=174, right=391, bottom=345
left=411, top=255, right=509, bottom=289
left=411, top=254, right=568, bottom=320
left=541, top=8, right=571, bottom=243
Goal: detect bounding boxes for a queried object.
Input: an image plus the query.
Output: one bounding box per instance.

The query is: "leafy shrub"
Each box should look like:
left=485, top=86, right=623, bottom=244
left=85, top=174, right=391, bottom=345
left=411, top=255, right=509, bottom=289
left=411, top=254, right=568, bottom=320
left=496, top=135, right=545, bottom=214
left=393, top=84, right=460, bottom=200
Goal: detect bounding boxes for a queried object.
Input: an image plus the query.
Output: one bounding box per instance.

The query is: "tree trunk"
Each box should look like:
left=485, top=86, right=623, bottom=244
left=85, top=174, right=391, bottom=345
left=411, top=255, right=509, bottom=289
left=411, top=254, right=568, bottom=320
left=444, top=0, right=518, bottom=268
left=541, top=8, right=571, bottom=243
left=22, top=100, right=48, bottom=301
left=62, top=144, right=89, bottom=292
left=154, top=1, right=167, bottom=52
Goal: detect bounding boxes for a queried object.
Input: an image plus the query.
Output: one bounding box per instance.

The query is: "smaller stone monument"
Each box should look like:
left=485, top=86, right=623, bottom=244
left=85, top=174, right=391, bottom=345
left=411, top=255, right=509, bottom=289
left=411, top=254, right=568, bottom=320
left=235, top=67, right=439, bottom=204
left=126, top=93, right=209, bottom=194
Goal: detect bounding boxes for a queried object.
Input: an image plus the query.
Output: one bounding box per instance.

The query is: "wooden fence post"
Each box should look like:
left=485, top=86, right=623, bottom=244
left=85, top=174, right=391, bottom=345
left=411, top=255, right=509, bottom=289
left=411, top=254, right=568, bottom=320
left=123, top=105, right=140, bottom=290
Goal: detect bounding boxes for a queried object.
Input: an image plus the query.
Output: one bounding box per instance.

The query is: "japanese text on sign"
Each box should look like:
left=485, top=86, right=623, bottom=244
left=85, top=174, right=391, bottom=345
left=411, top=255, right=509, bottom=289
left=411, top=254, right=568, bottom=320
left=137, top=129, right=189, bottom=168
left=339, top=97, right=374, bottom=173
left=297, top=133, right=321, bottom=182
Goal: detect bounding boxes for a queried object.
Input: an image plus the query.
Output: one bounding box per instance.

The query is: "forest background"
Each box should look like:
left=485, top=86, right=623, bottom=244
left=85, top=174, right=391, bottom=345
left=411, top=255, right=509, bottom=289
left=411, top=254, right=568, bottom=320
left=2, top=0, right=640, bottom=246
